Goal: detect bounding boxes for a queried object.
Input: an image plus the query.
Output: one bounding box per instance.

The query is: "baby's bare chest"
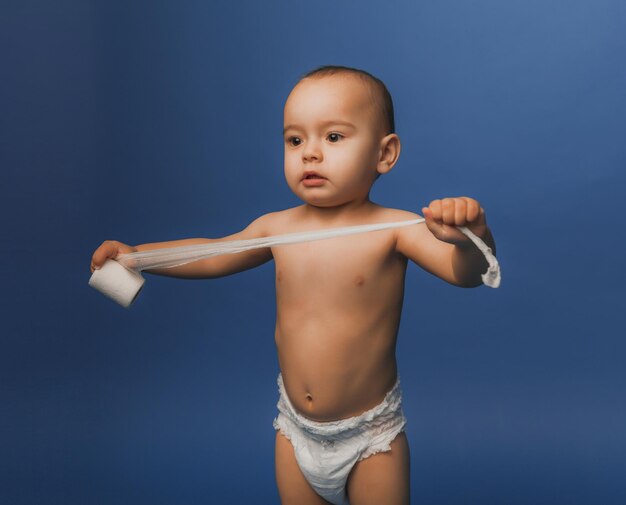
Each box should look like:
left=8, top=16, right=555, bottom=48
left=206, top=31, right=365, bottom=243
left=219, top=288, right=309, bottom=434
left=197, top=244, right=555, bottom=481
left=272, top=233, right=403, bottom=295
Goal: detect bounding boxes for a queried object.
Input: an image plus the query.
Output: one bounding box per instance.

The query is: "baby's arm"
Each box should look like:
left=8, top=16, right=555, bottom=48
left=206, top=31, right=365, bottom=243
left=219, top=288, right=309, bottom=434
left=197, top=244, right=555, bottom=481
left=396, top=197, right=496, bottom=287
left=90, top=214, right=274, bottom=279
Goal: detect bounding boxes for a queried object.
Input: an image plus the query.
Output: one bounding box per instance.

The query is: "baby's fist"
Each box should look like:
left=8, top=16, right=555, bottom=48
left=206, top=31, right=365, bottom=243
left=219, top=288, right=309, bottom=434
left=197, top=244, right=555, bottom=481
left=422, top=197, right=487, bottom=245
left=90, top=240, right=136, bottom=273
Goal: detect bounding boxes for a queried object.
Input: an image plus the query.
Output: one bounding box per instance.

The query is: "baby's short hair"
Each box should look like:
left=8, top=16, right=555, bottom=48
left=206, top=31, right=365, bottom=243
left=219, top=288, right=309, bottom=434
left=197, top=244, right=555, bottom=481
left=300, top=65, right=395, bottom=135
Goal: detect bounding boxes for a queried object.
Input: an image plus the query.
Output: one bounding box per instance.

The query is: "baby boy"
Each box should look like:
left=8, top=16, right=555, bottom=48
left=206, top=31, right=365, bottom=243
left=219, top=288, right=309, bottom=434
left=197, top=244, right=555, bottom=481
left=90, top=66, right=496, bottom=505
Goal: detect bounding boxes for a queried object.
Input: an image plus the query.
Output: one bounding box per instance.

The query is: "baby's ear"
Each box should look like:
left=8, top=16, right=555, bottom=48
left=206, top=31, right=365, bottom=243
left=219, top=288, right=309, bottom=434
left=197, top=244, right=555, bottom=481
left=377, top=133, right=401, bottom=175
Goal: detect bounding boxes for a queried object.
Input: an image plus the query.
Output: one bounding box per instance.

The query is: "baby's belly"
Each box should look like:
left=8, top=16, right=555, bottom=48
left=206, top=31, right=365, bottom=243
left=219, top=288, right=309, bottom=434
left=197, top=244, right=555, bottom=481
left=275, top=317, right=400, bottom=421
left=272, top=235, right=407, bottom=421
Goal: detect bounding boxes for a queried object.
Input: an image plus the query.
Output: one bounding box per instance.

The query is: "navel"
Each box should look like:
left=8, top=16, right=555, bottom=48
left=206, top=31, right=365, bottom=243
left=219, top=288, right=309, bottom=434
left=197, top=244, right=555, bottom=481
left=354, top=274, right=365, bottom=287
left=305, top=393, right=313, bottom=402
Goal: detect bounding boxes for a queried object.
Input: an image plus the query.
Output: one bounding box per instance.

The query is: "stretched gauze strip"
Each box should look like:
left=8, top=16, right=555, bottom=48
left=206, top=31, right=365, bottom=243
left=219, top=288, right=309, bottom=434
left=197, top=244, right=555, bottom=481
left=89, top=219, right=500, bottom=307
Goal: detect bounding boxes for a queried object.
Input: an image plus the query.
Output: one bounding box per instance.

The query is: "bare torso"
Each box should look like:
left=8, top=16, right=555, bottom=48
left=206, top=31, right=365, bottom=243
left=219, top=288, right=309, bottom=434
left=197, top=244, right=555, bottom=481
left=268, top=204, right=414, bottom=421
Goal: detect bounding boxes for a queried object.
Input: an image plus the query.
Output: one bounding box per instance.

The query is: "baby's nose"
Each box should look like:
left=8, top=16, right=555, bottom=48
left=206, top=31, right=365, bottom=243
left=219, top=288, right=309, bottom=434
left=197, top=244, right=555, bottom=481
left=303, top=143, right=322, bottom=162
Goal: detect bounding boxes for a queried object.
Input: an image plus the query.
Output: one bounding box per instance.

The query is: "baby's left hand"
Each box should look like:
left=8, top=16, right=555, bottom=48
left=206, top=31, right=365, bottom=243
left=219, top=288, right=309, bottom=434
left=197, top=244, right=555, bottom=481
left=422, top=197, right=487, bottom=246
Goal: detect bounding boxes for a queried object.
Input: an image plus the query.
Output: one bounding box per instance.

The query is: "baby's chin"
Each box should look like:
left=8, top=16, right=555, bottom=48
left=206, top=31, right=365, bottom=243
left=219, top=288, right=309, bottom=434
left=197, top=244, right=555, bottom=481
left=287, top=180, right=374, bottom=209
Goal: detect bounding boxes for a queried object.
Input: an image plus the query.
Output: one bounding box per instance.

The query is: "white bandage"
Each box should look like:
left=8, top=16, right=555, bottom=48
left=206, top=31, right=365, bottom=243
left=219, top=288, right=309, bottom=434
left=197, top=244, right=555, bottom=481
left=88, top=257, right=145, bottom=308
left=89, top=219, right=500, bottom=307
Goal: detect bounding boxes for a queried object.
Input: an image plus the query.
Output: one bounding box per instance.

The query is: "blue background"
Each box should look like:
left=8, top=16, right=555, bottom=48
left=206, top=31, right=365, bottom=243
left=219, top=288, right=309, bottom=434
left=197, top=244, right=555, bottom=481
left=2, top=1, right=625, bottom=503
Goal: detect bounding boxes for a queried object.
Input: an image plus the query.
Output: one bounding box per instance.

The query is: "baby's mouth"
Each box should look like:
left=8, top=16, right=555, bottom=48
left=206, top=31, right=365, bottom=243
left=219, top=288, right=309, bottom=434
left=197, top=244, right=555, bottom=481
left=301, top=171, right=327, bottom=187
left=302, top=171, right=326, bottom=180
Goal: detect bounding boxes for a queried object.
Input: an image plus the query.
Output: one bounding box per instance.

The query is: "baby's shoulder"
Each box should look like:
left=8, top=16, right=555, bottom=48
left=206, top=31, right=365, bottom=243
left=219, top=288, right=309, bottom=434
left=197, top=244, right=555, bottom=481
left=252, top=206, right=304, bottom=235
left=369, top=205, right=430, bottom=245
left=370, top=205, right=422, bottom=222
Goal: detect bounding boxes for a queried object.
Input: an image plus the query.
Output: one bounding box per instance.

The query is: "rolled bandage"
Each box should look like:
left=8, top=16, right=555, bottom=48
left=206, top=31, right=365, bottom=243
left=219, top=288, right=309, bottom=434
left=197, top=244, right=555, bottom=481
left=89, top=219, right=500, bottom=307
left=89, top=258, right=145, bottom=308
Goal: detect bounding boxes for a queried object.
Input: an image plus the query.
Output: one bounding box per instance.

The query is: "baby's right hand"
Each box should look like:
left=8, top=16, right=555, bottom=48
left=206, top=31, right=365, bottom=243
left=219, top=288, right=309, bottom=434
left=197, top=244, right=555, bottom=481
left=90, top=240, right=137, bottom=273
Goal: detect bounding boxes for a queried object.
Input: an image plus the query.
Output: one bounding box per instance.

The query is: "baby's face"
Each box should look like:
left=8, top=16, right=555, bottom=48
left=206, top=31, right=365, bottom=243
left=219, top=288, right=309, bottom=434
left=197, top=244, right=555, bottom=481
left=283, top=75, right=387, bottom=208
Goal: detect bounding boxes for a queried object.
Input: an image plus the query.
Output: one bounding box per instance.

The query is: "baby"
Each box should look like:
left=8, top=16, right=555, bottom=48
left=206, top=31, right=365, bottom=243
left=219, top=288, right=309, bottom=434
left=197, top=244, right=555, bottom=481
left=90, top=66, right=496, bottom=505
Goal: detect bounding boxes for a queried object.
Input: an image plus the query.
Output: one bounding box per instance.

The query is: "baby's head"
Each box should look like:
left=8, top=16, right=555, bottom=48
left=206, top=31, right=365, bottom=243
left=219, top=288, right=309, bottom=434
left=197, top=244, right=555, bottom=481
left=283, top=66, right=401, bottom=208
left=300, top=66, right=396, bottom=136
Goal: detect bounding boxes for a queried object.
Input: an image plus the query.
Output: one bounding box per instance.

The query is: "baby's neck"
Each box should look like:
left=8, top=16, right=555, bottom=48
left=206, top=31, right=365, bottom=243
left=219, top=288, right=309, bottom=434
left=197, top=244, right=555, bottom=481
left=300, top=198, right=379, bottom=224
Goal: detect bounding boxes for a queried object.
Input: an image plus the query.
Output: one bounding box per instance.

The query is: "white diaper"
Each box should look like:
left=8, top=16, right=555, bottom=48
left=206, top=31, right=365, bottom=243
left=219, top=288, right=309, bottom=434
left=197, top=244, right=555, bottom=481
left=273, top=373, right=407, bottom=505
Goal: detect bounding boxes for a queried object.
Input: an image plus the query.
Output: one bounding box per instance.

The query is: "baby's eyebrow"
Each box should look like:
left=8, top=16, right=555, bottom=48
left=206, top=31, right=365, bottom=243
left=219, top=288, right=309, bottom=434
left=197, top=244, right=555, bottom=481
left=283, top=120, right=356, bottom=135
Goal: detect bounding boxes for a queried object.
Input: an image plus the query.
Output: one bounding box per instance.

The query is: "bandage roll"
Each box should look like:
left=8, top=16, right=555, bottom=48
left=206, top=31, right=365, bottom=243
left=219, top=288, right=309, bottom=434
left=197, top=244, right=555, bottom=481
left=89, top=259, right=145, bottom=308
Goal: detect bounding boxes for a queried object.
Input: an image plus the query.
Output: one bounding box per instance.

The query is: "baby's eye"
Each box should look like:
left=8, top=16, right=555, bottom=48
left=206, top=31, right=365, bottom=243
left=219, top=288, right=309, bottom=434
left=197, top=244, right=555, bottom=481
left=287, top=136, right=302, bottom=147
left=327, top=133, right=343, bottom=143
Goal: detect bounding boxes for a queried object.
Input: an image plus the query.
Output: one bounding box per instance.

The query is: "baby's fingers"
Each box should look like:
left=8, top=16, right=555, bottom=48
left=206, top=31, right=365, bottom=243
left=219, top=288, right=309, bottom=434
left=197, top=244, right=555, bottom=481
left=432, top=197, right=483, bottom=226
left=454, top=198, right=468, bottom=225
left=462, top=197, right=481, bottom=223
left=90, top=241, right=120, bottom=272
left=439, top=198, right=467, bottom=226
left=427, top=199, right=443, bottom=222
